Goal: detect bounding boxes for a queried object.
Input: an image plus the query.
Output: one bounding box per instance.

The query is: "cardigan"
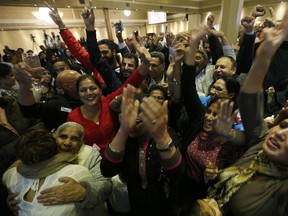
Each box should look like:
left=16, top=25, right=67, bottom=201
left=100, top=129, right=185, bottom=216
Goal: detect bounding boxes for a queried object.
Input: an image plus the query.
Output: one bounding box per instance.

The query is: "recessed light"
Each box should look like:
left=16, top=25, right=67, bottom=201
left=68, top=5, right=70, bottom=8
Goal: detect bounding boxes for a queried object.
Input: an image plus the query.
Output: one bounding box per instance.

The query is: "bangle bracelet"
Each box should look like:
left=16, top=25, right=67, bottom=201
left=156, top=139, right=174, bottom=152
left=108, top=143, right=123, bottom=153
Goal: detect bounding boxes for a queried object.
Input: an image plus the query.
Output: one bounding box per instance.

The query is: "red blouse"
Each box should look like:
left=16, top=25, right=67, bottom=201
left=67, top=69, right=144, bottom=156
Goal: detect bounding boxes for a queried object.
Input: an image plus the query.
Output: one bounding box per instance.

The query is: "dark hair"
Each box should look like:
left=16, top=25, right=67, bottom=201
left=17, top=48, right=24, bottom=53
left=220, top=56, right=237, bottom=70
left=208, top=75, right=240, bottom=110
left=76, top=74, right=101, bottom=92
left=17, top=129, right=58, bottom=165
left=123, top=52, right=139, bottom=68
left=222, top=76, right=240, bottom=101
left=148, top=84, right=168, bottom=100
left=0, top=63, right=12, bottom=78
left=150, top=51, right=165, bottom=64
left=197, top=49, right=209, bottom=61
left=98, top=39, right=119, bottom=53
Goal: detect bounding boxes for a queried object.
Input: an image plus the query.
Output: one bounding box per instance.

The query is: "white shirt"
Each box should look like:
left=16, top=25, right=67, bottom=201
left=3, top=165, right=92, bottom=216
left=195, top=68, right=206, bottom=95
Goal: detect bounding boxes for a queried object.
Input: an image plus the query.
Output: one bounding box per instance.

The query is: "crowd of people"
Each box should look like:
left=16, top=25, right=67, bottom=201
left=1, top=1, right=288, bottom=215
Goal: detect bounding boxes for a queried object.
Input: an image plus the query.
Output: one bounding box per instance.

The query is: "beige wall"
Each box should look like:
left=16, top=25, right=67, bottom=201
left=0, top=24, right=147, bottom=53
left=1, top=2, right=287, bottom=54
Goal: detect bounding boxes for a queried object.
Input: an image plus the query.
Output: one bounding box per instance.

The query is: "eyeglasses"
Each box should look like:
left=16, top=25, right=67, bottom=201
left=210, top=85, right=223, bottom=92
left=151, top=95, right=165, bottom=101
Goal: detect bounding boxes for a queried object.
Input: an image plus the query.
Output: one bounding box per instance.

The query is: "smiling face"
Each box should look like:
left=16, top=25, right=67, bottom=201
left=203, top=102, right=218, bottom=132
left=262, top=119, right=288, bottom=165
left=78, top=77, right=102, bottom=107
left=121, top=57, right=137, bottom=78
left=213, top=57, right=236, bottom=80
left=209, top=78, right=229, bottom=100
left=56, top=125, right=83, bottom=154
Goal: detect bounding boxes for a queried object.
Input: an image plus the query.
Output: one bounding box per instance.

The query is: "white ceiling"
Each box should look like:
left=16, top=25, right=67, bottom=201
left=0, top=0, right=280, bottom=14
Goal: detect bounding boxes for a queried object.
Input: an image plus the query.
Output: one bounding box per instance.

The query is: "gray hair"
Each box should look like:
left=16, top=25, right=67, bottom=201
left=54, top=122, right=85, bottom=141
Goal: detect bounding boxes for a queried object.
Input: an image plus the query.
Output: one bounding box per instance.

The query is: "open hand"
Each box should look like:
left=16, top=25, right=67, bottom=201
left=37, top=177, right=86, bottom=205
left=204, top=161, right=219, bottom=183
left=14, top=62, right=44, bottom=85
left=139, top=97, right=170, bottom=144
left=207, top=14, right=215, bottom=29
left=120, top=84, right=139, bottom=134
left=45, top=0, right=65, bottom=29
left=214, top=99, right=238, bottom=138
left=7, top=192, right=20, bottom=216
left=81, top=0, right=95, bottom=31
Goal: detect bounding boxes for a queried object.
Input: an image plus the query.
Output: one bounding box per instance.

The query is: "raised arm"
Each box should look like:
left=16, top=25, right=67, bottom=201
left=206, top=14, right=224, bottom=64
left=45, top=0, right=105, bottom=86
left=14, top=62, right=43, bottom=106
left=236, top=16, right=256, bottom=75
left=240, top=8, right=288, bottom=143
left=208, top=29, right=236, bottom=60
left=242, top=15, right=288, bottom=94
left=167, top=42, right=186, bottom=101
left=82, top=1, right=122, bottom=92
left=116, top=30, right=130, bottom=56
left=101, top=84, right=140, bottom=177
left=182, top=27, right=209, bottom=123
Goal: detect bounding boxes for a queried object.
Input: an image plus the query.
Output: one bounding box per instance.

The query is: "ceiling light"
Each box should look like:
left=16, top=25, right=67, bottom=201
left=123, top=10, right=131, bottom=17
left=32, top=7, right=63, bottom=23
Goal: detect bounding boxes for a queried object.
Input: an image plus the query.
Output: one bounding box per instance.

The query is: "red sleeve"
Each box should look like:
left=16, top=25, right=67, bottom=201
left=105, top=68, right=145, bottom=102
left=60, top=29, right=104, bottom=85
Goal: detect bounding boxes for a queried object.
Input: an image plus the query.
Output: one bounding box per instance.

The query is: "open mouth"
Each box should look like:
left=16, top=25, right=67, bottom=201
left=266, top=137, right=280, bottom=150
left=203, top=121, right=213, bottom=130
left=85, top=95, right=97, bottom=101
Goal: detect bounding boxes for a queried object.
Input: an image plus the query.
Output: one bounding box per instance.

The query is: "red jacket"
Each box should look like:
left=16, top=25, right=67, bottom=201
left=60, top=29, right=105, bottom=86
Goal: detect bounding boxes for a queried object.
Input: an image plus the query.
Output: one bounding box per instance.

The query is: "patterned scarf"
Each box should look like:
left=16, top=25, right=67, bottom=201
left=17, top=152, right=78, bottom=179
left=207, top=150, right=288, bottom=209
